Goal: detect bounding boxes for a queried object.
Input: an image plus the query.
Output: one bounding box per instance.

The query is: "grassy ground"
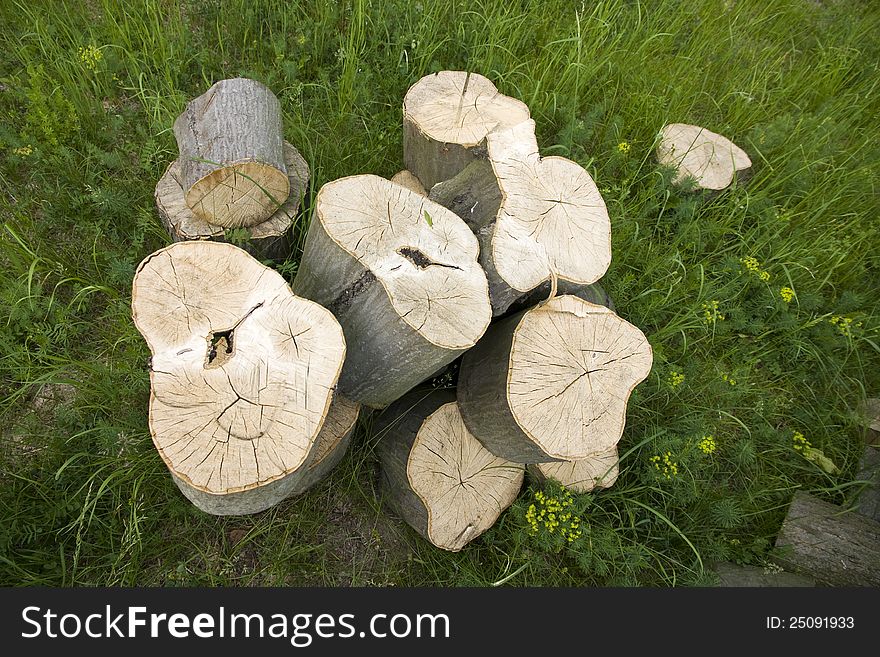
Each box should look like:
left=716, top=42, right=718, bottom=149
left=1, top=0, right=878, bottom=586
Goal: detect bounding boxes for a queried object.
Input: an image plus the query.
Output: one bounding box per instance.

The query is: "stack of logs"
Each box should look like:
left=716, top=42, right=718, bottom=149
left=134, top=72, right=662, bottom=551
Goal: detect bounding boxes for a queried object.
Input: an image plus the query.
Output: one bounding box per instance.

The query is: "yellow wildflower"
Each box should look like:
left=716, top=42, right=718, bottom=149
left=651, top=451, right=679, bottom=479
left=78, top=44, right=103, bottom=70
left=829, top=315, right=861, bottom=338
left=740, top=256, right=771, bottom=281
left=13, top=145, right=33, bottom=156
left=698, top=435, right=717, bottom=455
left=668, top=371, right=685, bottom=388
left=702, top=300, right=725, bottom=324
left=617, top=141, right=631, bottom=155
left=779, top=287, right=794, bottom=303
left=720, top=372, right=737, bottom=386
left=792, top=431, right=810, bottom=453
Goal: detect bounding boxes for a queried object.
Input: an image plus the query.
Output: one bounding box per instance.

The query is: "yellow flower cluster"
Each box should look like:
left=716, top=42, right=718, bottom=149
left=720, top=372, right=737, bottom=385
left=740, top=256, right=771, bottom=282
left=617, top=141, right=631, bottom=154
left=13, top=145, right=33, bottom=156
left=650, top=451, right=679, bottom=479
left=698, top=435, right=717, bottom=455
left=792, top=431, right=810, bottom=453
left=779, top=286, right=795, bottom=303
left=702, top=300, right=725, bottom=323
left=667, top=371, right=685, bottom=387
left=525, top=490, right=582, bottom=543
left=78, top=44, right=103, bottom=70
left=829, top=315, right=861, bottom=338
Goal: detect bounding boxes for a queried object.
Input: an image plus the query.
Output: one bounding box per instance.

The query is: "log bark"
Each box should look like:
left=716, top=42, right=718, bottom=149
left=376, top=389, right=524, bottom=551
left=711, top=562, right=815, bottom=587
left=852, top=446, right=880, bottom=523
left=773, top=491, right=880, bottom=586
left=527, top=446, right=620, bottom=493
left=132, top=241, right=346, bottom=516
left=656, top=123, right=751, bottom=191
left=430, top=120, right=611, bottom=316
left=293, top=174, right=491, bottom=408
left=458, top=295, right=652, bottom=462
left=403, top=71, right=530, bottom=191
left=173, top=78, right=289, bottom=228
left=156, top=141, right=309, bottom=261
left=172, top=393, right=359, bottom=514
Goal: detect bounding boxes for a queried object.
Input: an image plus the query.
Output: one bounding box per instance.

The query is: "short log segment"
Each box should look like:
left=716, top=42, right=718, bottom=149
left=403, top=71, right=530, bottom=191
left=656, top=123, right=751, bottom=191
left=390, top=170, right=427, bottom=197
left=430, top=120, right=611, bottom=316
left=132, top=241, right=346, bottom=516
left=173, top=78, right=290, bottom=228
left=773, top=491, right=880, bottom=587
left=156, top=141, right=309, bottom=261
left=293, top=175, right=491, bottom=408
left=376, top=389, right=524, bottom=551
left=173, top=393, right=359, bottom=514
left=528, top=446, right=620, bottom=493
left=458, top=295, right=653, bottom=463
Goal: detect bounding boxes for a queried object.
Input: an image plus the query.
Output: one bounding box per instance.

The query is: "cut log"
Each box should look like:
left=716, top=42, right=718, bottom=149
left=293, top=174, right=491, bottom=408
left=458, top=295, right=653, bottom=462
left=430, top=120, right=612, bottom=316
left=391, top=170, right=427, bottom=197
left=773, top=491, right=880, bottom=586
left=527, top=446, right=620, bottom=493
left=504, top=279, right=614, bottom=318
left=852, top=446, right=880, bottom=523
left=861, top=397, right=880, bottom=446
left=376, top=389, right=524, bottom=551
left=173, top=78, right=290, bottom=228
left=131, top=241, right=346, bottom=515
left=711, top=562, right=815, bottom=587
left=656, top=123, right=751, bottom=191
left=156, top=141, right=309, bottom=261
left=173, top=392, right=359, bottom=514
left=403, top=71, right=530, bottom=190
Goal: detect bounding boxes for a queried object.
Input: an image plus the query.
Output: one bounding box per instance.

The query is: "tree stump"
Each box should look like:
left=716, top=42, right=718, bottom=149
left=528, top=446, right=620, bottom=493
left=293, top=174, right=491, bottom=408
left=131, top=241, right=346, bottom=515
left=390, top=170, right=427, bottom=197
left=458, top=295, right=653, bottom=463
left=403, top=71, right=530, bottom=191
left=173, top=78, right=290, bottom=228
left=376, top=389, right=524, bottom=551
left=656, top=123, right=751, bottom=191
left=773, top=491, right=880, bottom=586
left=430, top=120, right=612, bottom=316
left=156, top=141, right=309, bottom=261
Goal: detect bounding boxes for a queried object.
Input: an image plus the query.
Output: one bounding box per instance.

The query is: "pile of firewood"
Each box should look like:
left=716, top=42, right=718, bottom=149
left=131, top=73, right=748, bottom=551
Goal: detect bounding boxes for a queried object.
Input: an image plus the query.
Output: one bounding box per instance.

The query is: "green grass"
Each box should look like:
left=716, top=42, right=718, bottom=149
left=1, top=0, right=878, bottom=586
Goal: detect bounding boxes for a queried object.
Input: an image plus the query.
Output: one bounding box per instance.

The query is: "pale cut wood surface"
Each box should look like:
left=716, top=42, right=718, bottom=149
left=156, top=141, right=309, bottom=261
left=657, top=123, right=751, bottom=190
left=391, top=170, right=427, bottom=196
left=174, top=78, right=289, bottom=228
left=293, top=175, right=491, bottom=407
left=171, top=392, right=359, bottom=515
left=458, top=296, right=652, bottom=462
left=430, top=120, right=611, bottom=316
left=528, top=446, right=620, bottom=493
left=377, top=389, right=524, bottom=551
left=403, top=71, right=530, bottom=190
left=132, top=242, right=345, bottom=508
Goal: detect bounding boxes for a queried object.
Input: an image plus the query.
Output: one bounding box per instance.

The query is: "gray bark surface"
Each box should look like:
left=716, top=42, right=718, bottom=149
left=773, top=491, right=880, bottom=586
left=173, top=78, right=289, bottom=227
left=712, top=562, right=815, bottom=587
left=457, top=310, right=548, bottom=462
